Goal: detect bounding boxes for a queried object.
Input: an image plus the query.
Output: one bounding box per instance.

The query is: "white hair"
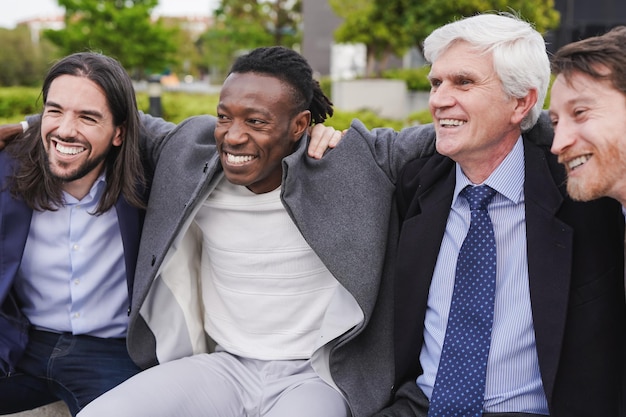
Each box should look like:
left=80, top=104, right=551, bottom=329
left=423, top=13, right=550, bottom=131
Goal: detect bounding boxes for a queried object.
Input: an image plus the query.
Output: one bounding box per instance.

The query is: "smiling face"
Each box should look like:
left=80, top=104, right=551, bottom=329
left=428, top=41, right=535, bottom=183
left=41, top=74, right=123, bottom=199
left=549, top=70, right=626, bottom=204
left=214, top=72, right=310, bottom=194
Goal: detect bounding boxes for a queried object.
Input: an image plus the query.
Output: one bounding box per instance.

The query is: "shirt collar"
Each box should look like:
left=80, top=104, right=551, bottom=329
left=453, top=136, right=525, bottom=205
left=63, top=171, right=107, bottom=206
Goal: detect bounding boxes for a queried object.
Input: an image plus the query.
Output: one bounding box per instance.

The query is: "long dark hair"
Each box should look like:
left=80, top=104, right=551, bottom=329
left=6, top=52, right=144, bottom=214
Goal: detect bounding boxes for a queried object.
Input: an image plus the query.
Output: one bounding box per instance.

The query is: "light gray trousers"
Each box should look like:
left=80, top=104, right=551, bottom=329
left=77, top=350, right=348, bottom=417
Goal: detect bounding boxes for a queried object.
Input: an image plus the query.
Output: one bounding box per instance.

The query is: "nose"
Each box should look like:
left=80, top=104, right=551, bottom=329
left=223, top=120, right=248, bottom=145
left=550, top=120, right=576, bottom=156
left=429, top=82, right=455, bottom=110
left=56, top=114, right=78, bottom=139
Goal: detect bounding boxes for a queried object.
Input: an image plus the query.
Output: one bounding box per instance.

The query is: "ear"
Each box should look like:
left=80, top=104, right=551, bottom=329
left=291, top=110, right=311, bottom=142
left=112, top=125, right=124, bottom=147
left=511, top=88, right=538, bottom=125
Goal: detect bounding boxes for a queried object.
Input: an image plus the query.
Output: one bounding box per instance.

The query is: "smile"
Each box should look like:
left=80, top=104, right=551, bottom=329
left=439, top=118, right=467, bottom=127
left=56, top=142, right=86, bottom=155
left=225, top=152, right=256, bottom=165
left=566, top=154, right=591, bottom=171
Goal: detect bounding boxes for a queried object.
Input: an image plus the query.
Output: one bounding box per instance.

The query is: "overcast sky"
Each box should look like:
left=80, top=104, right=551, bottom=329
left=0, top=0, right=218, bottom=29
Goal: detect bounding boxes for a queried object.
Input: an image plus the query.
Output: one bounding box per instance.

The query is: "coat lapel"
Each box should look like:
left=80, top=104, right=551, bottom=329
left=394, top=155, right=456, bottom=380
left=522, top=139, right=571, bottom=406
left=115, top=196, right=144, bottom=305
left=0, top=192, right=31, bottom=297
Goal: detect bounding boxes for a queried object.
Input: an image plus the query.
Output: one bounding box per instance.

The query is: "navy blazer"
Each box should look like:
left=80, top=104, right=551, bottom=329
left=0, top=151, right=144, bottom=373
left=392, top=138, right=626, bottom=416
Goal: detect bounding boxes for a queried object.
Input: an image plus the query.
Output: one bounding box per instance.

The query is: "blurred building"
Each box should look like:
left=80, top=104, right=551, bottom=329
left=301, top=0, right=405, bottom=80
left=303, top=0, right=626, bottom=76
left=301, top=0, right=341, bottom=78
left=550, top=0, right=626, bottom=51
left=18, top=16, right=64, bottom=45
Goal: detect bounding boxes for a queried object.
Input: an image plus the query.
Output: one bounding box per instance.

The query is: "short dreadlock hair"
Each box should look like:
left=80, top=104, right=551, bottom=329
left=229, top=46, right=333, bottom=124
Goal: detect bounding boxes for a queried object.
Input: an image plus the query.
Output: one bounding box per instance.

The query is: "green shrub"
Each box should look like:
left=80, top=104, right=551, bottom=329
left=325, top=109, right=405, bottom=131
left=0, top=87, right=421, bottom=130
left=137, top=92, right=219, bottom=124
left=0, top=116, right=27, bottom=124
left=0, top=87, right=42, bottom=118
left=318, top=76, right=332, bottom=100
left=406, top=109, right=433, bottom=125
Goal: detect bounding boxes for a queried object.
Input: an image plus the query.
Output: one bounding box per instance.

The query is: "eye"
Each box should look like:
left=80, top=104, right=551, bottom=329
left=247, top=119, right=267, bottom=126
left=81, top=116, right=98, bottom=124
left=550, top=117, right=558, bottom=127
left=429, top=79, right=441, bottom=88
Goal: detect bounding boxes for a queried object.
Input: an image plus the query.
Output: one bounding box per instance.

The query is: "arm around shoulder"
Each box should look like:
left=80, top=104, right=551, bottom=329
left=0, top=124, right=24, bottom=151
left=340, top=119, right=437, bottom=183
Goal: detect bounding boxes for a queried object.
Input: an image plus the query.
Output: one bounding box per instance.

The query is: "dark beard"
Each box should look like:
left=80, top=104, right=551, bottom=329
left=43, top=146, right=110, bottom=183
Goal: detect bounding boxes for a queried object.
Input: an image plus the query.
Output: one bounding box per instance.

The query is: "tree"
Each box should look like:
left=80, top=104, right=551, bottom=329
left=330, top=0, right=560, bottom=77
left=408, top=0, right=560, bottom=52
left=0, top=26, right=59, bottom=86
left=264, top=0, right=301, bottom=46
left=160, top=16, right=208, bottom=80
left=197, top=0, right=302, bottom=81
left=44, top=0, right=179, bottom=78
left=330, top=0, right=420, bottom=77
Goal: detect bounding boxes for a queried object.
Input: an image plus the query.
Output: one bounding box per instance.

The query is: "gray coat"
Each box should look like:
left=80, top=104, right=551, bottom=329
left=127, top=114, right=437, bottom=417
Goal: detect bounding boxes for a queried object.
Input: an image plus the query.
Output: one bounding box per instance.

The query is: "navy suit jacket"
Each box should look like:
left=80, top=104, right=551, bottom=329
left=0, top=151, right=144, bottom=373
left=392, top=138, right=626, bottom=416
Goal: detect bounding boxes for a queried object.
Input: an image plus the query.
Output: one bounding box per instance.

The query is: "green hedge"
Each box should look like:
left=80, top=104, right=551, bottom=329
left=0, top=87, right=43, bottom=121
left=0, top=87, right=431, bottom=129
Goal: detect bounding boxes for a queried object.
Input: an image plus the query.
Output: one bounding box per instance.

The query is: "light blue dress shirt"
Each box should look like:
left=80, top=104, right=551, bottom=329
left=14, top=174, right=129, bottom=338
left=417, top=137, right=549, bottom=414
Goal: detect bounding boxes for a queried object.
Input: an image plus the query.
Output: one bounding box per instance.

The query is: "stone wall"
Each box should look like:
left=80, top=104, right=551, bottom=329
left=7, top=402, right=71, bottom=417
left=331, top=79, right=429, bottom=120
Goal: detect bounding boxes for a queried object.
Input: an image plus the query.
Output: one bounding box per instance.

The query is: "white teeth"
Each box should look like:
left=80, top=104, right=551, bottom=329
left=226, top=153, right=254, bottom=164
left=56, top=143, right=86, bottom=155
left=439, top=119, right=466, bottom=127
left=568, top=155, right=590, bottom=170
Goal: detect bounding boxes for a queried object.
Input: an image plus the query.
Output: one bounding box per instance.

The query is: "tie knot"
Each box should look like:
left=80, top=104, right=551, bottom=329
left=461, top=185, right=496, bottom=211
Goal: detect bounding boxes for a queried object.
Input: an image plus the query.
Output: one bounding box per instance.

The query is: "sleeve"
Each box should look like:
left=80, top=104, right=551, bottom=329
left=337, top=119, right=437, bottom=184
left=138, top=112, right=177, bottom=168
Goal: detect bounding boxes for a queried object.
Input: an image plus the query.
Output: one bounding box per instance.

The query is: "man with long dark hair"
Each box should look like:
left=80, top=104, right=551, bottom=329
left=0, top=52, right=146, bottom=416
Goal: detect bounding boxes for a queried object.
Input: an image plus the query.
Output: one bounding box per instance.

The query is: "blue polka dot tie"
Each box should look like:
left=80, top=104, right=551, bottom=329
left=428, top=185, right=497, bottom=417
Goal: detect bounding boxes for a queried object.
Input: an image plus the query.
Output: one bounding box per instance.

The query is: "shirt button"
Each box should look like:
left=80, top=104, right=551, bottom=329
left=72, top=244, right=80, bottom=251
left=74, top=279, right=80, bottom=285
left=73, top=312, right=80, bottom=318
